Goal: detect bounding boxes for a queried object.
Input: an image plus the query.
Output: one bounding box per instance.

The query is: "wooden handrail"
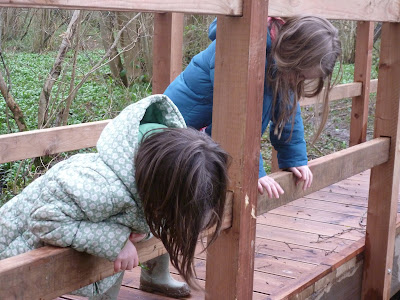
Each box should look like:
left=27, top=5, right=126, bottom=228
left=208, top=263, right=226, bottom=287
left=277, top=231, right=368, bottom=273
left=0, top=1, right=398, bottom=21
left=268, top=0, right=400, bottom=22
left=0, top=120, right=109, bottom=163
left=300, top=79, right=378, bottom=107
left=0, top=0, right=242, bottom=15
left=0, top=81, right=379, bottom=164
left=257, top=137, right=390, bottom=215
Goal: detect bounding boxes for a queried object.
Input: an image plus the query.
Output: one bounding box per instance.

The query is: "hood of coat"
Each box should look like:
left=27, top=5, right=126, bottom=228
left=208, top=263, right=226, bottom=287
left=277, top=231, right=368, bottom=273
left=96, top=94, right=186, bottom=195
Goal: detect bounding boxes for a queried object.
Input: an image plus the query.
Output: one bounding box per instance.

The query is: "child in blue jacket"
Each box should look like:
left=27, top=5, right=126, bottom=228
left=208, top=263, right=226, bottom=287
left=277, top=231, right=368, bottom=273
left=164, top=15, right=341, bottom=199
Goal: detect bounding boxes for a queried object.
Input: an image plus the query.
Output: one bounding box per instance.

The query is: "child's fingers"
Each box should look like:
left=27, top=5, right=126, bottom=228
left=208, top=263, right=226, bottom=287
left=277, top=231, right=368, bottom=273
left=308, top=171, right=313, bottom=187
left=126, top=259, right=134, bottom=270
left=271, top=185, right=280, bottom=199
left=290, top=167, right=302, bottom=179
left=258, top=176, right=284, bottom=198
left=133, top=257, right=139, bottom=268
left=114, top=260, right=121, bottom=273
left=301, top=169, right=313, bottom=190
left=129, top=233, right=146, bottom=243
left=262, top=183, right=272, bottom=198
left=120, top=260, right=128, bottom=271
left=258, top=181, right=264, bottom=194
left=275, top=182, right=284, bottom=195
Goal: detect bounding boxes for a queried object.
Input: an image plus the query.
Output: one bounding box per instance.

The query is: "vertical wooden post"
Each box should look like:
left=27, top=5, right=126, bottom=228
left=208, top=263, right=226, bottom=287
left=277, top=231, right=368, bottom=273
left=152, top=12, right=184, bottom=94
left=349, top=21, right=374, bottom=146
left=271, top=148, right=279, bottom=172
left=361, top=22, right=400, bottom=299
left=205, top=0, right=268, bottom=299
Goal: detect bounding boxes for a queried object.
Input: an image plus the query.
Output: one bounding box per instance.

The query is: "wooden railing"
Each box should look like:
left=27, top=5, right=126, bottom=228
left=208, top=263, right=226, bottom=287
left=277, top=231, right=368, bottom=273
left=0, top=0, right=398, bottom=21
left=0, top=1, right=399, bottom=300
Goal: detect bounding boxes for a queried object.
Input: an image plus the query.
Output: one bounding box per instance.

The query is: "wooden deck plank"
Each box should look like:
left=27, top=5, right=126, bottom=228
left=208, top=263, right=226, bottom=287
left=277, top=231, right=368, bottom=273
left=255, top=239, right=328, bottom=265
left=288, top=198, right=368, bottom=217
left=119, top=260, right=287, bottom=297
left=257, top=213, right=365, bottom=241
left=256, top=224, right=355, bottom=252
left=269, top=205, right=366, bottom=228
left=305, top=190, right=369, bottom=207
left=254, top=253, right=317, bottom=279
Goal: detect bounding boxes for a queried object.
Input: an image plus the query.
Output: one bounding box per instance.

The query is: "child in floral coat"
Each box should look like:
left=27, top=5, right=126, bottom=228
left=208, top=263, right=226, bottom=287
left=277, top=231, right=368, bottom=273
left=0, top=94, right=229, bottom=299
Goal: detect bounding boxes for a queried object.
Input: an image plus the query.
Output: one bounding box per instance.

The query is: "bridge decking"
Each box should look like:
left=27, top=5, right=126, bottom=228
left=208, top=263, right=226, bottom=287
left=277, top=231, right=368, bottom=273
left=58, top=170, right=399, bottom=300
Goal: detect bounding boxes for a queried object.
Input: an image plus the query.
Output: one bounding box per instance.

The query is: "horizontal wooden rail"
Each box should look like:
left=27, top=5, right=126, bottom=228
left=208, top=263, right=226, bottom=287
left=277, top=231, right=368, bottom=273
left=0, top=1, right=398, bottom=21
left=0, top=120, right=109, bottom=164
left=0, top=0, right=242, bottom=15
left=300, top=79, right=378, bottom=107
left=0, top=81, right=378, bottom=164
left=257, top=137, right=390, bottom=215
left=0, top=192, right=232, bottom=300
left=269, top=0, right=400, bottom=22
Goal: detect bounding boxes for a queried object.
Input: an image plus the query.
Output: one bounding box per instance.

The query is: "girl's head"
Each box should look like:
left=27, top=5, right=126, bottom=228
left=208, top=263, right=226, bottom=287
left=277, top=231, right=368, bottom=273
left=135, top=127, right=229, bottom=287
left=269, top=15, right=342, bottom=141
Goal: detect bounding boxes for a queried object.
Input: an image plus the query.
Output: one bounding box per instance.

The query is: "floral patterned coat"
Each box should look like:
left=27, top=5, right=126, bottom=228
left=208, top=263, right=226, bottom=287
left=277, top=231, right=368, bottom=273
left=0, top=94, right=186, bottom=296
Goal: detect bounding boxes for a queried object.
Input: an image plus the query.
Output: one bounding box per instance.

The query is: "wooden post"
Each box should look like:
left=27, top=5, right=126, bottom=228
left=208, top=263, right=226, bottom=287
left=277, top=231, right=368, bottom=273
left=349, top=21, right=374, bottom=146
left=271, top=148, right=279, bottom=172
left=152, top=12, right=184, bottom=94
left=205, top=0, right=268, bottom=299
left=361, top=22, right=400, bottom=299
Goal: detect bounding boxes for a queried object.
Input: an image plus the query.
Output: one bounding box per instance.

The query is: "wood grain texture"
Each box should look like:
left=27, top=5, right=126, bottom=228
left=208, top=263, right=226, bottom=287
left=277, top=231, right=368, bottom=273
left=269, top=240, right=366, bottom=300
left=268, top=0, right=400, bottom=22
left=152, top=13, right=183, bottom=94
left=204, top=0, right=269, bottom=299
left=362, top=22, right=400, bottom=300
left=350, top=21, right=374, bottom=146
left=257, top=137, right=390, bottom=215
left=0, top=0, right=398, bottom=21
left=0, top=0, right=242, bottom=15
left=300, top=82, right=362, bottom=107
left=0, top=120, right=109, bottom=163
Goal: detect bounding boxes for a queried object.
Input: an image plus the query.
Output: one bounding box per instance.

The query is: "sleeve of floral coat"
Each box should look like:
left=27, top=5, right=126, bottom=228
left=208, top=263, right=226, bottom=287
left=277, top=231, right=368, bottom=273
left=28, top=162, right=132, bottom=261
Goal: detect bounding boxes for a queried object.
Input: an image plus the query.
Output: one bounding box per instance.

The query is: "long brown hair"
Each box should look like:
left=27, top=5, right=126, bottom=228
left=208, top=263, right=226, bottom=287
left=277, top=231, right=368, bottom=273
left=268, top=15, right=342, bottom=141
left=135, top=127, right=229, bottom=287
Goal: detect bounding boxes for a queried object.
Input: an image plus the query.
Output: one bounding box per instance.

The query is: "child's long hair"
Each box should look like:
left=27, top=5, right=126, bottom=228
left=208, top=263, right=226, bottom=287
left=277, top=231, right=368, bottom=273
left=268, top=15, right=342, bottom=142
left=135, top=127, right=229, bottom=287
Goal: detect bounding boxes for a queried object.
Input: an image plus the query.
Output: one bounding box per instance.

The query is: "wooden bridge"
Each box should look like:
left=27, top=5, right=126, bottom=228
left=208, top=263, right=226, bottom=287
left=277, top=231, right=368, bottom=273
left=1, top=0, right=400, bottom=299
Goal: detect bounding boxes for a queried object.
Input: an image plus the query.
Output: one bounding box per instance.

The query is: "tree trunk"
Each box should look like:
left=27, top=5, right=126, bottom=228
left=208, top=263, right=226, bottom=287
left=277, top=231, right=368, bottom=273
left=117, top=11, right=140, bottom=85
left=38, top=10, right=81, bottom=128
left=59, top=13, right=81, bottom=126
left=99, top=12, right=128, bottom=86
left=0, top=69, right=28, bottom=132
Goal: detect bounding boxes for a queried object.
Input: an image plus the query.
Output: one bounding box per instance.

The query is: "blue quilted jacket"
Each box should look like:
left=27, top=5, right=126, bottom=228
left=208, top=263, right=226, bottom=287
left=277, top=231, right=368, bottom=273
left=164, top=19, right=307, bottom=177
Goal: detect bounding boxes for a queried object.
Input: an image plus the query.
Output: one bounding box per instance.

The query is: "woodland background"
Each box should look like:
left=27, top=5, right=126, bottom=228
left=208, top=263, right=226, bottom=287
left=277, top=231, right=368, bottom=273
left=0, top=9, right=381, bottom=205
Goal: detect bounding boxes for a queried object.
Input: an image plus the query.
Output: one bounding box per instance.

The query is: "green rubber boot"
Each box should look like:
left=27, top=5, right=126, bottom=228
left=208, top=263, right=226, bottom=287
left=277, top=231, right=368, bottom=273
left=139, top=253, right=191, bottom=298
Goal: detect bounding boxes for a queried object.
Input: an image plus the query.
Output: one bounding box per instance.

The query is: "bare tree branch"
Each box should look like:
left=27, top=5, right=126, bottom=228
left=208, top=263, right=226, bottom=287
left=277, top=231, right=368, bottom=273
left=0, top=53, right=28, bottom=132
left=60, top=13, right=81, bottom=126
left=62, top=12, right=142, bottom=106
left=38, top=10, right=81, bottom=128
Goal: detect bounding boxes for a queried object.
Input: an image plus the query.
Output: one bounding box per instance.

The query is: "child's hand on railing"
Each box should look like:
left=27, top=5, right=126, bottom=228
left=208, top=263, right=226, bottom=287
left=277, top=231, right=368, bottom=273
left=288, top=165, right=313, bottom=191
left=114, top=238, right=140, bottom=272
left=258, top=175, right=285, bottom=198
